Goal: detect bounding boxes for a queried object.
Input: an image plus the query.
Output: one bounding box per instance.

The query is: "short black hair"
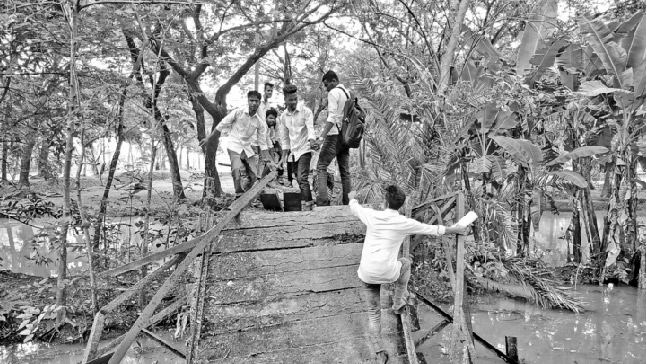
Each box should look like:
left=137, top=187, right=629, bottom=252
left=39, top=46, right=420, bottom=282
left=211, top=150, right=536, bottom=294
left=283, top=84, right=298, bottom=94
left=264, top=82, right=274, bottom=90
left=322, top=70, right=338, bottom=83
left=266, top=109, right=278, bottom=119
left=247, top=91, right=262, bottom=99
left=385, top=185, right=406, bottom=210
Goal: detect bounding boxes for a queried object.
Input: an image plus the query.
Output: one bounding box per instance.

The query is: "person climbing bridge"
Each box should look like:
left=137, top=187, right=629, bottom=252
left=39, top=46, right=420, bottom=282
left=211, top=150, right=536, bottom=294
left=348, top=185, right=477, bottom=363
left=199, top=90, right=275, bottom=198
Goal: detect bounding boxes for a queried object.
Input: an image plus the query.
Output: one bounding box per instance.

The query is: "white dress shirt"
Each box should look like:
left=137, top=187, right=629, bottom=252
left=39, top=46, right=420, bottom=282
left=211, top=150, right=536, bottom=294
left=325, top=84, right=349, bottom=136
left=349, top=199, right=446, bottom=284
left=215, top=109, right=268, bottom=157
left=279, top=102, right=315, bottom=161
left=252, top=99, right=270, bottom=147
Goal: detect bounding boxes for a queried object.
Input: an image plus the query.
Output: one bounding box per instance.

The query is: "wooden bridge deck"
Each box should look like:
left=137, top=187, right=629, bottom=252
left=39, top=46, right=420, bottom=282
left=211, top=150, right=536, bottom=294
left=192, top=206, right=408, bottom=363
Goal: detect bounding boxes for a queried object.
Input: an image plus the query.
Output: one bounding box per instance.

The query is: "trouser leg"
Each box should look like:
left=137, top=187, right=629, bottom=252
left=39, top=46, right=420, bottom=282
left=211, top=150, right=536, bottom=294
left=228, top=149, right=244, bottom=196
left=296, top=152, right=313, bottom=202
left=316, top=135, right=338, bottom=206
left=393, top=258, right=412, bottom=310
left=243, top=154, right=259, bottom=190
left=336, top=143, right=351, bottom=205
left=360, top=282, right=383, bottom=352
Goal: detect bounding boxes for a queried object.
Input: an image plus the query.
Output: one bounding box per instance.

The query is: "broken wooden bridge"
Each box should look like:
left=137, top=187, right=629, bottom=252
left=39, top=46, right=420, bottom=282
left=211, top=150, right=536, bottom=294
left=82, top=173, right=514, bottom=364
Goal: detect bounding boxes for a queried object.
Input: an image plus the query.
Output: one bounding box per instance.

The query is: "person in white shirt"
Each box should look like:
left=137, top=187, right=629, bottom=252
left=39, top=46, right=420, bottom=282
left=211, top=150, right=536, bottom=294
left=200, top=91, right=274, bottom=197
left=278, top=84, right=318, bottom=210
left=348, top=185, right=472, bottom=361
left=315, top=70, right=351, bottom=206
left=252, top=82, right=274, bottom=175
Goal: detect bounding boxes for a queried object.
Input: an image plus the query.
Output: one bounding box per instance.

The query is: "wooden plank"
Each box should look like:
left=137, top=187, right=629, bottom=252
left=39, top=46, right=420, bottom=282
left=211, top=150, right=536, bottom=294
left=187, top=236, right=218, bottom=363
left=107, top=172, right=276, bottom=364
left=199, top=336, right=408, bottom=364
left=142, top=328, right=187, bottom=359
left=92, top=297, right=186, bottom=360
left=197, top=309, right=400, bottom=361
left=203, top=287, right=398, bottom=335
left=208, top=243, right=362, bottom=280
left=101, top=206, right=361, bottom=277
left=216, top=224, right=364, bottom=253
left=81, top=312, right=104, bottom=364
left=205, top=264, right=362, bottom=305
left=223, top=205, right=357, bottom=229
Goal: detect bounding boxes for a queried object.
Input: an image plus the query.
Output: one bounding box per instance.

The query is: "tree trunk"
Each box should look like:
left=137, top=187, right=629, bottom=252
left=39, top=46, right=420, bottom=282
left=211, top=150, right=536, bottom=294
left=139, top=141, right=157, bottom=309
left=189, top=95, right=223, bottom=197
left=160, top=122, right=186, bottom=199
left=57, top=0, right=80, bottom=326
left=437, top=0, right=471, bottom=97
left=1, top=139, right=7, bottom=181
left=572, top=191, right=582, bottom=263
left=581, top=157, right=601, bottom=260
left=37, top=140, right=51, bottom=180
left=19, top=135, right=36, bottom=187
left=93, top=87, right=127, bottom=258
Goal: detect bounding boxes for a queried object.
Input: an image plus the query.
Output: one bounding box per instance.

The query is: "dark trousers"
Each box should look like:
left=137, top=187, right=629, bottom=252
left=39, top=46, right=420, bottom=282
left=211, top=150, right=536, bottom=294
left=296, top=152, right=313, bottom=202
left=316, top=135, right=350, bottom=206
left=228, top=149, right=258, bottom=196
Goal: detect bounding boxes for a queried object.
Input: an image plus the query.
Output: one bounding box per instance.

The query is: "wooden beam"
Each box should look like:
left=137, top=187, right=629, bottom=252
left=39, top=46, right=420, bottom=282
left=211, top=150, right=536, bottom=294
left=82, top=254, right=185, bottom=363
left=413, top=292, right=514, bottom=364
left=101, top=237, right=198, bottom=277
left=400, top=196, right=419, bottom=364
left=142, top=328, right=187, bottom=359
left=107, top=172, right=276, bottom=364
left=414, top=319, right=450, bottom=347
left=91, top=297, right=186, bottom=362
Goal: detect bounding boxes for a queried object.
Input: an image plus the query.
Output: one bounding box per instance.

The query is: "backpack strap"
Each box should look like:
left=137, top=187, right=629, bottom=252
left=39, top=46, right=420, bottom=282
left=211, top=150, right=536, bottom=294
left=336, top=86, right=350, bottom=100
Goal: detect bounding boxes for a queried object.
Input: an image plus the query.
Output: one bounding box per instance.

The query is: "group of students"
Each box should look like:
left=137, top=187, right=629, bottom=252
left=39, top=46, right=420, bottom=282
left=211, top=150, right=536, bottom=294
left=200, top=70, right=351, bottom=210
left=200, top=70, right=477, bottom=363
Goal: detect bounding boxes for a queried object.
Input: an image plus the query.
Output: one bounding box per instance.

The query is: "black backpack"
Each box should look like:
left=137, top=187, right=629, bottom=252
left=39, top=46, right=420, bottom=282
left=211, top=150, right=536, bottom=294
left=336, top=87, right=366, bottom=148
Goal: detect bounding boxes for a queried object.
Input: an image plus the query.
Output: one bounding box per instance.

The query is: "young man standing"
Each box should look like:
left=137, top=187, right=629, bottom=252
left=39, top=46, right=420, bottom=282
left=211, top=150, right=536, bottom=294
left=315, top=70, right=351, bottom=206
left=348, top=186, right=475, bottom=362
left=200, top=91, right=274, bottom=197
left=252, top=82, right=274, bottom=175
left=278, top=84, right=318, bottom=210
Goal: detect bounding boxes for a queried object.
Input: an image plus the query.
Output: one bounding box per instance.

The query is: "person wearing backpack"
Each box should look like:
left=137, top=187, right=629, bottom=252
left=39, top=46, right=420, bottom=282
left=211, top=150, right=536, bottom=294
left=315, top=70, right=352, bottom=206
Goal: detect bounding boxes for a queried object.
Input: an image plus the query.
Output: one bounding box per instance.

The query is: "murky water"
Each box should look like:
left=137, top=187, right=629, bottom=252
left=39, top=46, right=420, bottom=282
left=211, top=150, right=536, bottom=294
left=0, top=335, right=183, bottom=364
left=0, top=220, right=88, bottom=278
left=414, top=286, right=646, bottom=364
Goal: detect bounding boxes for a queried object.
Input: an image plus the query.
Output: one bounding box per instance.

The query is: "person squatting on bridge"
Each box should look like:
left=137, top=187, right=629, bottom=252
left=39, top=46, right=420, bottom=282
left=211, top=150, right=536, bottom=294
left=199, top=90, right=276, bottom=198
left=278, top=84, right=319, bottom=211
left=348, top=185, right=476, bottom=362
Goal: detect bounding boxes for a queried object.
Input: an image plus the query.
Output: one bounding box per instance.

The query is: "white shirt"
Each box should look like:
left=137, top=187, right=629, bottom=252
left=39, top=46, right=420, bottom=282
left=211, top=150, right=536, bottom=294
left=215, top=109, right=268, bottom=157
left=252, top=99, right=270, bottom=147
left=349, top=199, right=446, bottom=284
left=279, top=102, right=315, bottom=161
left=325, top=84, right=349, bottom=136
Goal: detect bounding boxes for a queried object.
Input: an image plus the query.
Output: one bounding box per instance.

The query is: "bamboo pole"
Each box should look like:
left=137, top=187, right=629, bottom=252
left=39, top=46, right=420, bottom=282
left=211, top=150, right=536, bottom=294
left=107, top=171, right=276, bottom=364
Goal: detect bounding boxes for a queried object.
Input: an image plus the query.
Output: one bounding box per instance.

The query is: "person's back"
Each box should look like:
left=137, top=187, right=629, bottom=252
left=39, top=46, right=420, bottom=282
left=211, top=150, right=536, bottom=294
left=347, top=185, right=475, bottom=363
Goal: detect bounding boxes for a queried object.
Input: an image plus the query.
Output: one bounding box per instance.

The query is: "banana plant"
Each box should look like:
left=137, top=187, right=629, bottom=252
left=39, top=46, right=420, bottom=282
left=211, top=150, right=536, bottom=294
left=574, top=13, right=646, bottom=282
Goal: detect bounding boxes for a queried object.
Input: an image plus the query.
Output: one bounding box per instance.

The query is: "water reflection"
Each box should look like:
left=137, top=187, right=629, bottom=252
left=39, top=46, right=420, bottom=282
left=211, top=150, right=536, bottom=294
left=0, top=336, right=182, bottom=364
left=414, top=286, right=646, bottom=364
left=0, top=220, right=87, bottom=278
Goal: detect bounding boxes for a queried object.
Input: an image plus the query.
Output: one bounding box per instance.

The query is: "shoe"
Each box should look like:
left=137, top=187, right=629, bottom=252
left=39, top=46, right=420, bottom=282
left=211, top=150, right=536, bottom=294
left=391, top=291, right=410, bottom=314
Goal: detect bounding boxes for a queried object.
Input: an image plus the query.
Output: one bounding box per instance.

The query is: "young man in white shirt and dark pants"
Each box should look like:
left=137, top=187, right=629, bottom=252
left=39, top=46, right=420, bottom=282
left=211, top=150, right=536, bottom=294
left=348, top=185, right=474, bottom=362
left=200, top=91, right=274, bottom=198
left=278, top=84, right=318, bottom=210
